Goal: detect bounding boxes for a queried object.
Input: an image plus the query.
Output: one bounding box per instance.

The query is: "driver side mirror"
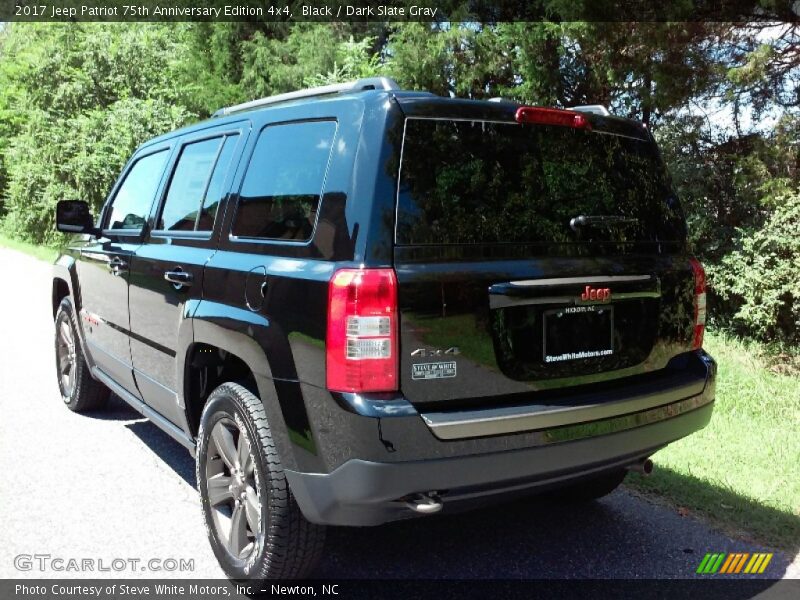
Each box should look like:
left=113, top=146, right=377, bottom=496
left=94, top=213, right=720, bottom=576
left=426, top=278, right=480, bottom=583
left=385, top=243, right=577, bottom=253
left=56, top=200, right=98, bottom=235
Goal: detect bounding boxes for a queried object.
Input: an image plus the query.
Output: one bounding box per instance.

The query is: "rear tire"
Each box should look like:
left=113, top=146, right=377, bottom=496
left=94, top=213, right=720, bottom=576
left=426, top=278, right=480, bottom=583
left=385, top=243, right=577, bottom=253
left=197, top=382, right=324, bottom=580
left=550, top=469, right=627, bottom=503
left=54, top=298, right=110, bottom=412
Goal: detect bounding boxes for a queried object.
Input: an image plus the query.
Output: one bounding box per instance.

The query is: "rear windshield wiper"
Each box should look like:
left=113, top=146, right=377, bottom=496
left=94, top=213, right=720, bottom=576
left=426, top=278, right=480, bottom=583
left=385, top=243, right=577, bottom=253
left=570, top=215, right=639, bottom=232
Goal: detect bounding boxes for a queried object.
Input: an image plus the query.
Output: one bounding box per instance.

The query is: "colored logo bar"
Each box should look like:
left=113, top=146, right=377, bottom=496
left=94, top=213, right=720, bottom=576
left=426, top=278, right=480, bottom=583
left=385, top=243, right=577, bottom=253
left=696, top=552, right=773, bottom=574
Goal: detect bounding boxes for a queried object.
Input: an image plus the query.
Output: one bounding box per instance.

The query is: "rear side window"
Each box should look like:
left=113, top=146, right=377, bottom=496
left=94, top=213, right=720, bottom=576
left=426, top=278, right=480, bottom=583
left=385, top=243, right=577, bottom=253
left=232, top=120, right=336, bottom=241
left=201, top=135, right=239, bottom=229
left=158, top=134, right=239, bottom=232
left=106, top=150, right=169, bottom=231
left=396, top=119, right=686, bottom=246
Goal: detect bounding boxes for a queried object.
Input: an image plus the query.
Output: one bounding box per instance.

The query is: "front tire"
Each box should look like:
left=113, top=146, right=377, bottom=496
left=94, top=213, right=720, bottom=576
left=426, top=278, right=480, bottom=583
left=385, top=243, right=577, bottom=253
left=197, top=382, right=324, bottom=580
left=54, top=298, right=109, bottom=412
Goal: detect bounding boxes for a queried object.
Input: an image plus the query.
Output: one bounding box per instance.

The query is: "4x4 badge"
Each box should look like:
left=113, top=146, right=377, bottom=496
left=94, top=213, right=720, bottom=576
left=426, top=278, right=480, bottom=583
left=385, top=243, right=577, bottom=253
left=580, top=285, right=611, bottom=302
left=410, top=347, right=460, bottom=357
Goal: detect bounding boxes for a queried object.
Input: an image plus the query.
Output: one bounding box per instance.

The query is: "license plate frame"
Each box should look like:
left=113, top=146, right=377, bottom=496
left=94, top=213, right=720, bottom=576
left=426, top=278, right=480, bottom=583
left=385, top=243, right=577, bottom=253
left=543, top=305, right=614, bottom=363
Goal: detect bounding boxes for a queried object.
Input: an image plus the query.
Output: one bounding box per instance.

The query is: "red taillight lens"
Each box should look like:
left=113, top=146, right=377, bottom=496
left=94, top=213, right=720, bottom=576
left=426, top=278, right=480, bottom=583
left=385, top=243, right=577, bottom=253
left=515, top=106, right=591, bottom=130
left=690, top=258, right=706, bottom=350
left=326, top=268, right=398, bottom=392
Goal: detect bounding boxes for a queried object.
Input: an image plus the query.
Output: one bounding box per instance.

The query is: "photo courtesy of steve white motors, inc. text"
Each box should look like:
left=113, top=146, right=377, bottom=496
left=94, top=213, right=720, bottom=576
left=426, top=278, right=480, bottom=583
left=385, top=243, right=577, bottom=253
left=15, top=583, right=341, bottom=597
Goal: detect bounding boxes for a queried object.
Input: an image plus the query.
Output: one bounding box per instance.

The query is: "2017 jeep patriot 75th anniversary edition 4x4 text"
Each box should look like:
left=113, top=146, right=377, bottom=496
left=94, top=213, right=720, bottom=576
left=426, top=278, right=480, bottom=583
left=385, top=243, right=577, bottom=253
left=52, top=77, right=716, bottom=579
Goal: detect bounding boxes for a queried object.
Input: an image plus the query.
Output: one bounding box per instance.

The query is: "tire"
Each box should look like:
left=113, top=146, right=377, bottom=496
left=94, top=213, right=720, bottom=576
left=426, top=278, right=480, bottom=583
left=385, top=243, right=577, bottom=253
left=197, top=382, right=324, bottom=580
left=54, top=297, right=110, bottom=412
left=549, top=469, right=627, bottom=503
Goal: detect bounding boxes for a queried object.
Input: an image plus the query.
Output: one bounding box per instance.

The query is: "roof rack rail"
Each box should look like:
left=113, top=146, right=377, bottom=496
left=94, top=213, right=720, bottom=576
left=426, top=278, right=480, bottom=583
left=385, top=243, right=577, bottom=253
left=212, top=77, right=400, bottom=118
left=571, top=104, right=611, bottom=116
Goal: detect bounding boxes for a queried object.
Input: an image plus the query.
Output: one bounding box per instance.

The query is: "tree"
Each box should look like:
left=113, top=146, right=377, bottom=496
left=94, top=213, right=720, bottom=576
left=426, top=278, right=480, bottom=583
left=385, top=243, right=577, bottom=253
left=0, top=24, right=195, bottom=243
left=0, top=20, right=796, bottom=343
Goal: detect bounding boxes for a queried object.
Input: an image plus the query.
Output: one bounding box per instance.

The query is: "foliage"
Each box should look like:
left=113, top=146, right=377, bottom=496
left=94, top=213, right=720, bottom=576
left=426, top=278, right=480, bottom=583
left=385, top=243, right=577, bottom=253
left=2, top=99, right=191, bottom=245
left=655, top=115, right=797, bottom=259
left=303, top=35, right=382, bottom=87
left=710, top=191, right=800, bottom=344
left=653, top=111, right=798, bottom=343
left=722, top=23, right=799, bottom=118
left=0, top=24, right=194, bottom=244
left=494, top=22, right=725, bottom=125
left=0, top=20, right=797, bottom=343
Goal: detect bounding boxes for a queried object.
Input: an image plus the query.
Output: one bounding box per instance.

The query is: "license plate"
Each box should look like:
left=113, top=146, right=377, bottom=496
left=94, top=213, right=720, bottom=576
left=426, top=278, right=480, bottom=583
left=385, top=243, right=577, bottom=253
left=543, top=305, right=614, bottom=363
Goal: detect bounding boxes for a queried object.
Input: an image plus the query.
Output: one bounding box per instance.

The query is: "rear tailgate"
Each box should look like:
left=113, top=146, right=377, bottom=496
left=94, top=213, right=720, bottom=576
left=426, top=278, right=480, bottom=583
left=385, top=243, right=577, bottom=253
left=393, top=107, right=697, bottom=409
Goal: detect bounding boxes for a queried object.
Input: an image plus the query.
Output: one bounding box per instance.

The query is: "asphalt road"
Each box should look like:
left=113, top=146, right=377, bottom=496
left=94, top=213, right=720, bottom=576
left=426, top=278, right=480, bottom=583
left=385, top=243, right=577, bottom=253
left=0, top=247, right=796, bottom=581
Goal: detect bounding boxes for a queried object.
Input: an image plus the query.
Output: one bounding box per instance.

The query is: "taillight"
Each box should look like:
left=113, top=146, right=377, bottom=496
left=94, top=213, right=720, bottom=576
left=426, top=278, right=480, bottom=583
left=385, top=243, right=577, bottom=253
left=515, top=106, right=591, bottom=130
left=690, top=258, right=706, bottom=350
left=326, top=268, right=398, bottom=392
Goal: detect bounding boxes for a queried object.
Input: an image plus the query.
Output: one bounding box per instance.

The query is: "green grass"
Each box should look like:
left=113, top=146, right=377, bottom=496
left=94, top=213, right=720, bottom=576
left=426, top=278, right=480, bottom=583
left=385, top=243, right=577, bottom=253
left=0, top=233, right=59, bottom=262
left=626, top=331, right=800, bottom=551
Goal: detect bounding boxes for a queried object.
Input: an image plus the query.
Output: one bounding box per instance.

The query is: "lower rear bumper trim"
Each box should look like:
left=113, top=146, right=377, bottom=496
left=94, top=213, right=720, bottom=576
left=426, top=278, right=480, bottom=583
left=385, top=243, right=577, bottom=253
left=286, top=396, right=714, bottom=527
left=421, top=352, right=715, bottom=440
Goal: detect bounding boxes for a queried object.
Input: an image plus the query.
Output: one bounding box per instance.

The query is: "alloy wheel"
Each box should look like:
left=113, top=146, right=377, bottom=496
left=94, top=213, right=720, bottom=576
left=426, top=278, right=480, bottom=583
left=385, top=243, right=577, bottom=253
left=205, top=418, right=262, bottom=561
left=56, top=319, right=77, bottom=400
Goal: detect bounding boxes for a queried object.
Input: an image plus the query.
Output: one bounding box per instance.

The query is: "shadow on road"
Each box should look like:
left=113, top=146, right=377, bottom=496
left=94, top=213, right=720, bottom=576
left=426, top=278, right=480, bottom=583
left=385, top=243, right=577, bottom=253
left=121, top=415, right=794, bottom=580
left=80, top=393, right=141, bottom=421
left=126, top=418, right=197, bottom=487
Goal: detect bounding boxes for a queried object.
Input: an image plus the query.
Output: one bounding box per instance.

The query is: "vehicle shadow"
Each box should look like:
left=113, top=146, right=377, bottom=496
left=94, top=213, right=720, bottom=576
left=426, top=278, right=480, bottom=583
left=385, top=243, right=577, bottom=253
left=81, top=394, right=198, bottom=486
left=316, top=492, right=794, bottom=580
left=80, top=393, right=141, bottom=421
left=125, top=416, right=197, bottom=488
left=124, top=413, right=795, bottom=580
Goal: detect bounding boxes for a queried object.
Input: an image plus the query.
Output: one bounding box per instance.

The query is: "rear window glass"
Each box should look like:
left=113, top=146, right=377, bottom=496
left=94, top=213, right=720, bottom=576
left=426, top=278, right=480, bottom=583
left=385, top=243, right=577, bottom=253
left=233, top=120, right=336, bottom=241
left=396, top=119, right=686, bottom=246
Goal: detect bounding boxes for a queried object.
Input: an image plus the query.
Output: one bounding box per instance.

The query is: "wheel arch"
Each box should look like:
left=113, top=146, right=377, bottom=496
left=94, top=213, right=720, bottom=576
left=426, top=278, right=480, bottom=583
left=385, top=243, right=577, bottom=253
left=186, top=302, right=314, bottom=472
left=52, top=254, right=80, bottom=317
left=52, top=255, right=98, bottom=371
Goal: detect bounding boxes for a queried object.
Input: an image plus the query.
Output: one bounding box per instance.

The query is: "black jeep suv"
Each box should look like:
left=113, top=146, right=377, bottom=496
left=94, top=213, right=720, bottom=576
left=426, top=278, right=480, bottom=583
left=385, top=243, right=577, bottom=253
left=52, top=77, right=716, bottom=579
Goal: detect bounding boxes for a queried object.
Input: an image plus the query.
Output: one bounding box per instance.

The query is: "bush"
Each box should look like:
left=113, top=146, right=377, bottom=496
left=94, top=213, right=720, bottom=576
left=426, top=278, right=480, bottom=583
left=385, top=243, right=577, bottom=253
left=709, top=192, right=800, bottom=345
left=0, top=23, right=196, bottom=244
left=1, top=99, right=191, bottom=245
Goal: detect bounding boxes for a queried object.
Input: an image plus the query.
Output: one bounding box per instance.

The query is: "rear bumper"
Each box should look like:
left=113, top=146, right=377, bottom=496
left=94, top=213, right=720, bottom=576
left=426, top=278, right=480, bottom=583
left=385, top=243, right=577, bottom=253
left=286, top=351, right=716, bottom=526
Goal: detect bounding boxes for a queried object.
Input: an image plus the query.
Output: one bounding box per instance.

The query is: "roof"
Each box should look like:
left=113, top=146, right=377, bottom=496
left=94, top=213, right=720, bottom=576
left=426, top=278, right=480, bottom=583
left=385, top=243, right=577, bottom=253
left=140, top=78, right=650, bottom=150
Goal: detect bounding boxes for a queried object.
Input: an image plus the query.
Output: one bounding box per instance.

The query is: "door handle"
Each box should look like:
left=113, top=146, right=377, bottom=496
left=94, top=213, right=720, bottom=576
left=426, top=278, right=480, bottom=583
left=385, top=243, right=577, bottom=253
left=164, top=269, right=193, bottom=288
left=108, top=257, right=127, bottom=273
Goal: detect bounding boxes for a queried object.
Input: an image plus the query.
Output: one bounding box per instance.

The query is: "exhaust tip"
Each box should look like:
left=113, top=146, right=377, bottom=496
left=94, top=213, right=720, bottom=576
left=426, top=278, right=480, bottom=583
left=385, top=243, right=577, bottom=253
left=628, top=458, right=654, bottom=476
left=404, top=492, right=443, bottom=514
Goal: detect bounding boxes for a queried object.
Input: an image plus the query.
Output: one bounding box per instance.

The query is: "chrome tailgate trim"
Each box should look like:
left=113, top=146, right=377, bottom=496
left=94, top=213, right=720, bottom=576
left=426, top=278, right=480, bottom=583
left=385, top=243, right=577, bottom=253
left=420, top=376, right=706, bottom=440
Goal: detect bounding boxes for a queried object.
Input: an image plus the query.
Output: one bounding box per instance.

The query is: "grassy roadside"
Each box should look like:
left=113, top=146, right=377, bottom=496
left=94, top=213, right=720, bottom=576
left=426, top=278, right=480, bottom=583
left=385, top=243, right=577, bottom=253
left=0, top=233, right=59, bottom=262
left=626, top=331, right=800, bottom=552
left=2, top=234, right=797, bottom=549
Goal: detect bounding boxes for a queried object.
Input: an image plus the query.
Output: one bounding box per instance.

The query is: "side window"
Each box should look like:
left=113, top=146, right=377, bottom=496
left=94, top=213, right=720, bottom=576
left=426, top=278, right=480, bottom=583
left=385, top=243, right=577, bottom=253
left=198, top=135, right=239, bottom=230
left=106, top=150, right=169, bottom=231
left=232, top=120, right=336, bottom=241
left=158, top=134, right=239, bottom=232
